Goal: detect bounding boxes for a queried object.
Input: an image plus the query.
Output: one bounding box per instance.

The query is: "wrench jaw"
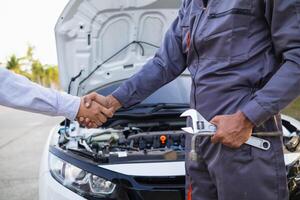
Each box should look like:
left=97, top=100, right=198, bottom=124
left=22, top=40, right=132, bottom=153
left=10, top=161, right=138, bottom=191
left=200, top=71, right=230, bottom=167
left=180, top=109, right=201, bottom=134
left=180, top=109, right=217, bottom=135
left=180, top=109, right=195, bottom=118
left=181, top=109, right=213, bottom=162
left=181, top=127, right=195, bottom=134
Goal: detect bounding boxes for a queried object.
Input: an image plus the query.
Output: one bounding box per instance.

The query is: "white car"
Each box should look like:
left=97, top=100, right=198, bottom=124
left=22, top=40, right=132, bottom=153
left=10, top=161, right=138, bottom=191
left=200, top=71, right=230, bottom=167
left=39, top=0, right=300, bottom=200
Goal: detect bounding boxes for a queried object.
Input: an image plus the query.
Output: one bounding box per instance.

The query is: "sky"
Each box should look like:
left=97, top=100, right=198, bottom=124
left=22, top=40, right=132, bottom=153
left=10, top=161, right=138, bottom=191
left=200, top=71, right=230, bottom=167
left=0, top=0, right=69, bottom=65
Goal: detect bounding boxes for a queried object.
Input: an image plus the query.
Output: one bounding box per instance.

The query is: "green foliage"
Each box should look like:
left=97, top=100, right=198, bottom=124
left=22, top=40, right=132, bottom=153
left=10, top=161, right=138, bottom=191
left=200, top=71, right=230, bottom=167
left=31, top=59, right=44, bottom=84
left=5, top=45, right=60, bottom=88
left=283, top=97, right=300, bottom=120
left=44, top=65, right=60, bottom=87
left=6, top=54, right=21, bottom=72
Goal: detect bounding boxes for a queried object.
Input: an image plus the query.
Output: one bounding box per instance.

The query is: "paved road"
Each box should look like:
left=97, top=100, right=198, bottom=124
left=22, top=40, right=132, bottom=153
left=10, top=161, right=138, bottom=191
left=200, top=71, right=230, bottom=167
left=0, top=106, right=63, bottom=200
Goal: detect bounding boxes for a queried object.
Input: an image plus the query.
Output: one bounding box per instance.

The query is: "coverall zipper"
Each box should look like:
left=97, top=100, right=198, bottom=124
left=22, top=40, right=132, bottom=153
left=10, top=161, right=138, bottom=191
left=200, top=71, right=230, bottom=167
left=192, top=7, right=206, bottom=107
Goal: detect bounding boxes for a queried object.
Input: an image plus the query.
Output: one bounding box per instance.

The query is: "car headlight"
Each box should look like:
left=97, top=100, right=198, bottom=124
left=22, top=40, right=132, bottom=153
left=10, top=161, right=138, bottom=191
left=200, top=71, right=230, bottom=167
left=49, top=153, right=116, bottom=197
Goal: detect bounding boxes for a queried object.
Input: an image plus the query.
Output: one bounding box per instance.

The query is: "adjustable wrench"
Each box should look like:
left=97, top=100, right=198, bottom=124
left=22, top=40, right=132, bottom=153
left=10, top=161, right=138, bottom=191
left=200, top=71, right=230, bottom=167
left=180, top=109, right=271, bottom=161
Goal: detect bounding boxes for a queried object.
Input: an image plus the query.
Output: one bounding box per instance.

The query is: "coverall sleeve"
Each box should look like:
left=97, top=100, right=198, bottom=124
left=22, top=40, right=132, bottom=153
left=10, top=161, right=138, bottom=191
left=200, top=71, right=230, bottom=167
left=0, top=67, right=81, bottom=120
left=241, top=0, right=300, bottom=126
left=112, top=2, right=187, bottom=108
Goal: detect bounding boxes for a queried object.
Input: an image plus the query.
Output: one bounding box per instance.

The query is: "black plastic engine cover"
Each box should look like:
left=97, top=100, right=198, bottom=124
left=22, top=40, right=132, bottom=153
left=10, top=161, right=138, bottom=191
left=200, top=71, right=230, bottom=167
left=127, top=131, right=185, bottom=150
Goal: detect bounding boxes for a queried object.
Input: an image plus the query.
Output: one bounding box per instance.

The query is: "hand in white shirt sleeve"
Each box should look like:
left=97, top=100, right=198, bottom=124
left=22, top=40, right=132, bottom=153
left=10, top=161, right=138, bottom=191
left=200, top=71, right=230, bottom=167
left=0, top=67, right=80, bottom=120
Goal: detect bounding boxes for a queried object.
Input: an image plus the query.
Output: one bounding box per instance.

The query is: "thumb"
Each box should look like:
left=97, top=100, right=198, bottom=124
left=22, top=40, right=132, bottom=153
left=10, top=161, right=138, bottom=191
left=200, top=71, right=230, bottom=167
left=83, top=92, right=98, bottom=108
left=107, top=107, right=116, bottom=118
left=210, top=116, right=221, bottom=126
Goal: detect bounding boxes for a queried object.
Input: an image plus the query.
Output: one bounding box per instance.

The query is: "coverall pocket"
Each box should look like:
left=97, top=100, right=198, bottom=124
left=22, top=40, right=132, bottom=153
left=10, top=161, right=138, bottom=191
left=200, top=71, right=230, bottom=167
left=221, top=144, right=253, bottom=164
left=201, top=0, right=252, bottom=61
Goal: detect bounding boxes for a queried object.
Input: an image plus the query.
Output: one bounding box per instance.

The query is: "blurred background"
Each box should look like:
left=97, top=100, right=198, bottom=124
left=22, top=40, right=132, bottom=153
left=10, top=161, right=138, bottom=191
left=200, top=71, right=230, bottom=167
left=0, top=1, right=67, bottom=200
left=0, top=0, right=299, bottom=200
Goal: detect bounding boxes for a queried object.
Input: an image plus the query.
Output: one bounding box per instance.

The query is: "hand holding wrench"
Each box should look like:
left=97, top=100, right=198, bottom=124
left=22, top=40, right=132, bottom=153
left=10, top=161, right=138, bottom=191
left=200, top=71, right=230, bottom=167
left=180, top=109, right=271, bottom=161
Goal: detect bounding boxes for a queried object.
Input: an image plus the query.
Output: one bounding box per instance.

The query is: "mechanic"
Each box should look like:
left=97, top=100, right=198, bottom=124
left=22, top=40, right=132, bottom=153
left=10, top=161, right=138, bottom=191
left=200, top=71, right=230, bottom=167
left=0, top=67, right=112, bottom=127
left=84, top=0, right=300, bottom=199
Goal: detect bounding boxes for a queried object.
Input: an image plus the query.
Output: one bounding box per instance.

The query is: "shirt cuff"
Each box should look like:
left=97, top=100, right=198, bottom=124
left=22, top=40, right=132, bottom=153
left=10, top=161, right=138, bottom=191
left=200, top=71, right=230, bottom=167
left=241, top=99, right=272, bottom=127
left=112, top=87, right=131, bottom=108
left=56, top=92, right=81, bottom=121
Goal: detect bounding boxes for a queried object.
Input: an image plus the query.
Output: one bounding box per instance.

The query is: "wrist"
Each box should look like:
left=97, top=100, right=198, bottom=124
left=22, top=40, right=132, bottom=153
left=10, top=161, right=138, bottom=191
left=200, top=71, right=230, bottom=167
left=238, top=111, right=254, bottom=128
left=107, top=95, right=122, bottom=112
left=76, top=98, right=85, bottom=119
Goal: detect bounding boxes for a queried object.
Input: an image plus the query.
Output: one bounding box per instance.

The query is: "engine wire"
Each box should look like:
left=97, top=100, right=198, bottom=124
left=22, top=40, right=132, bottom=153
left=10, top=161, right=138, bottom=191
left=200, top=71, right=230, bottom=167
left=76, top=40, right=159, bottom=95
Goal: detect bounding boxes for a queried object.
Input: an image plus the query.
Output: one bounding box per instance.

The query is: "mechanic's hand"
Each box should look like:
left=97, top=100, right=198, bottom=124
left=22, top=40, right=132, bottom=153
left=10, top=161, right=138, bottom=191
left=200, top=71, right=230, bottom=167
left=210, top=111, right=254, bottom=149
left=79, top=93, right=122, bottom=128
left=83, top=92, right=109, bottom=108
left=76, top=97, right=114, bottom=128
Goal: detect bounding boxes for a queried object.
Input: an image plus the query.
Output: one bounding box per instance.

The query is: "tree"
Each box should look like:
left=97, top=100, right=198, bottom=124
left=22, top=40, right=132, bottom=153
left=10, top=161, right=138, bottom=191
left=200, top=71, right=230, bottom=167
left=6, top=54, right=21, bottom=72
left=31, top=59, right=44, bottom=85
left=19, top=44, right=35, bottom=62
left=5, top=45, right=60, bottom=89
left=44, top=65, right=60, bottom=88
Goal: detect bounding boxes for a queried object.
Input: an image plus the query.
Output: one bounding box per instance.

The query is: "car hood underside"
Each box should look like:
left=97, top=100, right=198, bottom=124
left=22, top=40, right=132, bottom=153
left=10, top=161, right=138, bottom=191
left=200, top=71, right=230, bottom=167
left=55, top=0, right=181, bottom=95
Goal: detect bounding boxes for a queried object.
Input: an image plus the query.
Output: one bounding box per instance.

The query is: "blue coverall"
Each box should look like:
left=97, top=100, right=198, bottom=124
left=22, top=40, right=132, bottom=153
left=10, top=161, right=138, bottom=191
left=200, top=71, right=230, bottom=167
left=112, top=0, right=300, bottom=199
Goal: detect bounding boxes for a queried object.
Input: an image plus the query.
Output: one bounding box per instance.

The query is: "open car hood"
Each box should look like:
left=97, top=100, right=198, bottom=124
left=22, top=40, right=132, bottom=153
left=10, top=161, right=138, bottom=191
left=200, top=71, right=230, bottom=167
left=55, top=0, right=181, bottom=95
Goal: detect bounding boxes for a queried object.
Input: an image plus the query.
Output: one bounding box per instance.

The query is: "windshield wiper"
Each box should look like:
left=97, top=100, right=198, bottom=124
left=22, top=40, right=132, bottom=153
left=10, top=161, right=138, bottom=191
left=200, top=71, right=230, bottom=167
left=118, top=103, right=189, bottom=113
left=149, top=103, right=189, bottom=113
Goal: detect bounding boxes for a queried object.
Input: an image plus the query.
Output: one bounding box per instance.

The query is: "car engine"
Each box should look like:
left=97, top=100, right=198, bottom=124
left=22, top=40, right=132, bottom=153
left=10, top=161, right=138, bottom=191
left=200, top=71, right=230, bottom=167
left=57, top=117, right=186, bottom=164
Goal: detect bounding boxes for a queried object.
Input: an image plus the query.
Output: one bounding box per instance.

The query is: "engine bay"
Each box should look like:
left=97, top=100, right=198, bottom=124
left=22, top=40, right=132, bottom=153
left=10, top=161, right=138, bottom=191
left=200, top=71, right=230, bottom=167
left=57, top=117, right=187, bottom=164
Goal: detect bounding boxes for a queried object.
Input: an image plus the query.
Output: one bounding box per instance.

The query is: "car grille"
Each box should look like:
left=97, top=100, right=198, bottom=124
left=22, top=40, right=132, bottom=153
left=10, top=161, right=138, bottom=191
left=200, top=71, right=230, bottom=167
left=134, top=176, right=185, bottom=187
left=124, top=176, right=186, bottom=200
left=139, top=190, right=184, bottom=200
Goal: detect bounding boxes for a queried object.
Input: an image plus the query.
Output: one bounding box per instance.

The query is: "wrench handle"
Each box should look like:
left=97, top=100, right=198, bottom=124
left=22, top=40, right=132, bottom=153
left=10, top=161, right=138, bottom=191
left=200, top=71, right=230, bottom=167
left=245, top=136, right=271, bottom=151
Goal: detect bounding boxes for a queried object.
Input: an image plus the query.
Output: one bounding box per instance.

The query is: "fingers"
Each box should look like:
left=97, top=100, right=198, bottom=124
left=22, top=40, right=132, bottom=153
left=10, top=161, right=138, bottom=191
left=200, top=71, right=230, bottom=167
left=211, top=129, right=243, bottom=149
left=78, top=117, right=93, bottom=127
left=83, top=92, right=108, bottom=108
left=95, top=112, right=107, bottom=125
left=83, top=94, right=95, bottom=108
left=99, top=106, right=114, bottom=118
left=210, top=115, right=221, bottom=144
left=211, top=130, right=222, bottom=144
left=85, top=102, right=114, bottom=127
left=210, top=113, right=252, bottom=149
left=78, top=117, right=98, bottom=129
left=78, top=117, right=85, bottom=124
left=87, top=122, right=98, bottom=129
left=83, top=92, right=99, bottom=108
left=92, top=93, right=108, bottom=107
left=210, top=116, right=235, bottom=147
left=78, top=94, right=116, bottom=128
left=80, top=96, right=111, bottom=126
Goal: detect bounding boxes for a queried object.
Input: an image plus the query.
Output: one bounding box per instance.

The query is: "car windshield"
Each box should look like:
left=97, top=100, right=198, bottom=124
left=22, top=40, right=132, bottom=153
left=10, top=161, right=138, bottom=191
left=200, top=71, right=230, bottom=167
left=96, top=76, right=191, bottom=107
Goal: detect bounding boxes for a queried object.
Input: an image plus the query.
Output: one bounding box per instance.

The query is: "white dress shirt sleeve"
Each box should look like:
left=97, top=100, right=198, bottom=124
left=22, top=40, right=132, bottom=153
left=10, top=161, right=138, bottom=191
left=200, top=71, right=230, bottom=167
left=0, top=67, right=81, bottom=120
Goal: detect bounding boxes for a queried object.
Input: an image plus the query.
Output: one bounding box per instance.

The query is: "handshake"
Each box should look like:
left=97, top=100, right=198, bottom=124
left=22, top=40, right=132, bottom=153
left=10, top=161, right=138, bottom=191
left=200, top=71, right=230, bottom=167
left=76, top=93, right=122, bottom=128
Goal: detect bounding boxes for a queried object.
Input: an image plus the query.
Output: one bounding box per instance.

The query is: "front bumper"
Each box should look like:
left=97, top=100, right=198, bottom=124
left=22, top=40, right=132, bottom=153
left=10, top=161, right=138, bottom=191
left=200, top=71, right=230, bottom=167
left=39, top=144, right=185, bottom=200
